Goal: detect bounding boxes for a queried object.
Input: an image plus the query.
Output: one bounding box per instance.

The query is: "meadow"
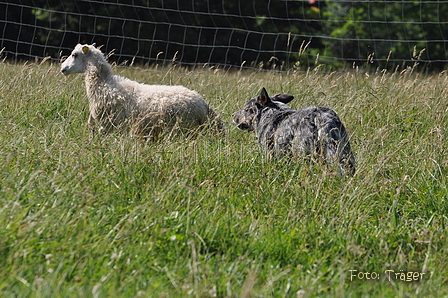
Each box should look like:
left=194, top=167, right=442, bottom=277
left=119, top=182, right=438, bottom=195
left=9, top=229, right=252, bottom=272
left=0, top=60, right=447, bottom=297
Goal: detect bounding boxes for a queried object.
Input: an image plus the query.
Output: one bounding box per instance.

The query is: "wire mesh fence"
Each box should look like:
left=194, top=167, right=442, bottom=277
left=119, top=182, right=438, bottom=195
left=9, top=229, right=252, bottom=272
left=1, top=0, right=447, bottom=71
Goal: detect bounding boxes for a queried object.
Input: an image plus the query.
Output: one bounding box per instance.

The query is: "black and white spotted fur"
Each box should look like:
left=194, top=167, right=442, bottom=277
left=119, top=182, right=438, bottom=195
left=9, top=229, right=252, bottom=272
left=232, top=88, right=355, bottom=174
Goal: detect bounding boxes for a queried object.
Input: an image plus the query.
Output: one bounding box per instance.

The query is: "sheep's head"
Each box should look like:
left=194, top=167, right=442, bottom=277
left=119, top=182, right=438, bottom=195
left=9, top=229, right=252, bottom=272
left=61, top=44, right=95, bottom=75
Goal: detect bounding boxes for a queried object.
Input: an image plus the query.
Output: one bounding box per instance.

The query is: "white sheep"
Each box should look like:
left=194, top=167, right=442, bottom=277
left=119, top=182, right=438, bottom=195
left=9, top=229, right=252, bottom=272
left=60, top=43, right=223, bottom=140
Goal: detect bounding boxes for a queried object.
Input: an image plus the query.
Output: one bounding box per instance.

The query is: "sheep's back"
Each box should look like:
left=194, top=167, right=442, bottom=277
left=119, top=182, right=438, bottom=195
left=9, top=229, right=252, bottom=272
left=119, top=83, right=211, bottom=137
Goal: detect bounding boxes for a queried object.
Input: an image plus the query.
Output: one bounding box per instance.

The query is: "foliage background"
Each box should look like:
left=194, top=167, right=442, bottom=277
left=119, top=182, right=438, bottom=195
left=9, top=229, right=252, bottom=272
left=1, top=0, right=448, bottom=70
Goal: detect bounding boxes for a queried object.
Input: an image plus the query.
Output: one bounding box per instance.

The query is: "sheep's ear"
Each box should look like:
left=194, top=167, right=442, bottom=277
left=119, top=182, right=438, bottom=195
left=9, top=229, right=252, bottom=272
left=257, top=87, right=271, bottom=106
left=91, top=43, right=96, bottom=48
left=82, top=45, right=90, bottom=54
left=272, top=94, right=294, bottom=104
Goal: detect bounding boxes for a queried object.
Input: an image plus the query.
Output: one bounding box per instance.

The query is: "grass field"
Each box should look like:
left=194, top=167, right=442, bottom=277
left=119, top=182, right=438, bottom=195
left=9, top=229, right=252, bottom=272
left=0, top=61, right=447, bottom=297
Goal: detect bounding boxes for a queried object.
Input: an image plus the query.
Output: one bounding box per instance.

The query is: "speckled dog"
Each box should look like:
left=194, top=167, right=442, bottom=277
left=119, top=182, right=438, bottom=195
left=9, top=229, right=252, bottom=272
left=232, top=88, right=355, bottom=174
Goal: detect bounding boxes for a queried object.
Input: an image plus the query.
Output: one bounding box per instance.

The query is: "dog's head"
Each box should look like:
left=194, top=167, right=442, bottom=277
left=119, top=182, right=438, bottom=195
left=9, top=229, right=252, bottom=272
left=232, top=87, right=294, bottom=131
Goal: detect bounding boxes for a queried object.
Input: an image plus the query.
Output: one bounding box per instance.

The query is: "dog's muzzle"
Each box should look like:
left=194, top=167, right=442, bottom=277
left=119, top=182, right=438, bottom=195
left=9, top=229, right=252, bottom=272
left=232, top=109, right=255, bottom=131
left=232, top=111, right=249, bottom=130
left=236, top=122, right=251, bottom=130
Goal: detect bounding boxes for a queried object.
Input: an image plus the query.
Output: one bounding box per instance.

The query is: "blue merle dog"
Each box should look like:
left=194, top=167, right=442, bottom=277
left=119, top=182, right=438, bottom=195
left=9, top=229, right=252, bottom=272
left=232, top=88, right=355, bottom=174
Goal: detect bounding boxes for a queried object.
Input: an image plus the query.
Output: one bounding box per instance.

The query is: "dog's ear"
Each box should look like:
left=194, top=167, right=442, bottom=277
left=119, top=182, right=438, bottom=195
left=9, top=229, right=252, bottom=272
left=257, top=87, right=271, bottom=106
left=272, top=94, right=294, bottom=104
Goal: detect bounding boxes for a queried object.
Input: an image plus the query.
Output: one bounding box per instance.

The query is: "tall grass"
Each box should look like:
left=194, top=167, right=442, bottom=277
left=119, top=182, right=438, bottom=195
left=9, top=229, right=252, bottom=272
left=0, top=61, right=447, bottom=297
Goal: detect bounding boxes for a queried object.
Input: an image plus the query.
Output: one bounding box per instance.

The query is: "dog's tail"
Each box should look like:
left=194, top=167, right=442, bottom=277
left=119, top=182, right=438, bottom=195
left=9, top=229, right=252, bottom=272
left=316, top=110, right=355, bottom=175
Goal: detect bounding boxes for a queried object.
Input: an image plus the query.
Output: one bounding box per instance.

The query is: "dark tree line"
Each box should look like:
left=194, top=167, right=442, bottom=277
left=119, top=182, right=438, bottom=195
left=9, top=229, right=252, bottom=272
left=1, top=0, right=447, bottom=70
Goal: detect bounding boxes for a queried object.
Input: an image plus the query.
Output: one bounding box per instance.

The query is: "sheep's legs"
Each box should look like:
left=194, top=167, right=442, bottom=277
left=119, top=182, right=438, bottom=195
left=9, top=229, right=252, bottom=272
left=87, top=114, right=97, bottom=141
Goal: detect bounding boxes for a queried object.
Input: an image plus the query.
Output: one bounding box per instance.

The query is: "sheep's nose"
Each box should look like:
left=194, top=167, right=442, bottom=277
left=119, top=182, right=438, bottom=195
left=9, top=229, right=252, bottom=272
left=61, top=65, right=72, bottom=75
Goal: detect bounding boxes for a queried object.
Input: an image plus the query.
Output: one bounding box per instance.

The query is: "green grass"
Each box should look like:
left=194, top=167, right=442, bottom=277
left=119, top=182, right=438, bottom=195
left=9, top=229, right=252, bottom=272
left=0, top=61, right=447, bottom=297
